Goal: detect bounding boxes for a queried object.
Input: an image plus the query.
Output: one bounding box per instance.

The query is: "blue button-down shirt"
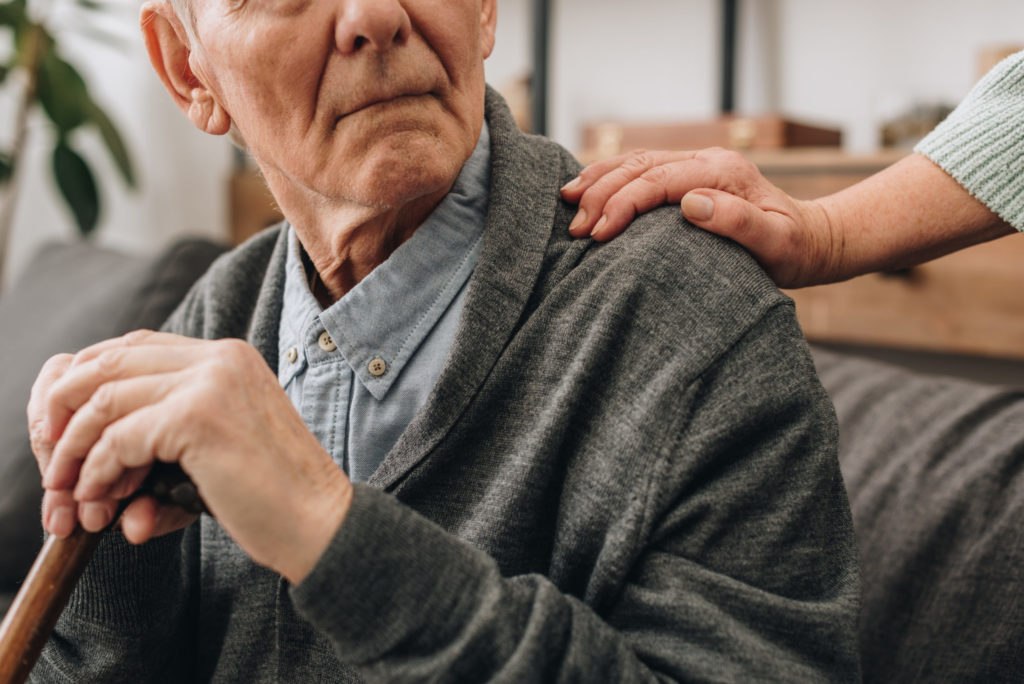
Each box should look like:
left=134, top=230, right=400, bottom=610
left=277, top=125, right=490, bottom=482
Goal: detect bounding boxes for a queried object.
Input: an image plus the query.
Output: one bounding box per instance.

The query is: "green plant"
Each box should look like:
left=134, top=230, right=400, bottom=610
left=0, top=0, right=136, bottom=282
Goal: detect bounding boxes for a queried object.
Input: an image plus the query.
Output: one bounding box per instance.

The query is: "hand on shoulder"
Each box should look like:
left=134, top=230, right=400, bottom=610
left=560, top=148, right=838, bottom=289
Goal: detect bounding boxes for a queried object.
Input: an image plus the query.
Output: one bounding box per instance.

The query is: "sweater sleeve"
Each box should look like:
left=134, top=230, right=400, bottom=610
left=290, top=302, right=860, bottom=683
left=915, top=50, right=1024, bottom=232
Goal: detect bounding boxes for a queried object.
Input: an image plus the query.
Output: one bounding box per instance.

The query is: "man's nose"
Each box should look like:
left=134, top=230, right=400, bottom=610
left=334, top=0, right=412, bottom=54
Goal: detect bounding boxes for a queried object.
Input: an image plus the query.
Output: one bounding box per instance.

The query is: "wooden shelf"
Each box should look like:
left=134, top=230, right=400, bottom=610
left=747, top=147, right=908, bottom=198
left=787, top=236, right=1024, bottom=360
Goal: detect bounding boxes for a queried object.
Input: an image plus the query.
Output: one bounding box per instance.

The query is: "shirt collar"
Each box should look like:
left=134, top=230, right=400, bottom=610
left=278, top=123, right=491, bottom=400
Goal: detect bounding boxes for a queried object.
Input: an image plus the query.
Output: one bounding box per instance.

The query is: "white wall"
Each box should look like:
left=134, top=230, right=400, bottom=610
left=3, top=1, right=1023, bottom=284
left=488, top=0, right=1024, bottom=151
left=774, top=0, right=1024, bottom=151
left=487, top=0, right=721, bottom=146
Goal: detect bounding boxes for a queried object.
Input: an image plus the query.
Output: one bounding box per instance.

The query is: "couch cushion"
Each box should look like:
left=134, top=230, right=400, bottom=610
left=0, top=238, right=226, bottom=615
left=813, top=346, right=1024, bottom=683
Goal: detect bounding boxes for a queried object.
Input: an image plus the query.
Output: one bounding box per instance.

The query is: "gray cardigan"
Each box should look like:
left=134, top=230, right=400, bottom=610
left=35, top=90, right=860, bottom=683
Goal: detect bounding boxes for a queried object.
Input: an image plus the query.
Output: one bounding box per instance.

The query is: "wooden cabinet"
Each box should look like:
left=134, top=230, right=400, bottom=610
left=785, top=236, right=1024, bottom=360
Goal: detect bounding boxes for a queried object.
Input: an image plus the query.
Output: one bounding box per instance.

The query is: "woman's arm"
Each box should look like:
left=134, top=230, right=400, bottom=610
left=562, top=150, right=1011, bottom=288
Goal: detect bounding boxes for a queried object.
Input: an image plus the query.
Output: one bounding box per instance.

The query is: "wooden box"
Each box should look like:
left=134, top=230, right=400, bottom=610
left=580, top=116, right=841, bottom=161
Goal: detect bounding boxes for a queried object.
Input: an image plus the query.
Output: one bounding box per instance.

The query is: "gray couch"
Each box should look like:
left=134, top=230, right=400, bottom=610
left=815, top=349, right=1024, bottom=682
left=1, top=240, right=1021, bottom=682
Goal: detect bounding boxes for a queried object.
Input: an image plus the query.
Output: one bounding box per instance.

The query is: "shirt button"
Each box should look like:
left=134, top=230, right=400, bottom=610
left=368, top=357, right=388, bottom=377
left=318, top=331, right=337, bottom=352
left=285, top=347, right=298, bottom=364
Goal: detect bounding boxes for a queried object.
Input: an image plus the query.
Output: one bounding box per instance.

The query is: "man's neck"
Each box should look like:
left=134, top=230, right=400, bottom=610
left=260, top=171, right=450, bottom=303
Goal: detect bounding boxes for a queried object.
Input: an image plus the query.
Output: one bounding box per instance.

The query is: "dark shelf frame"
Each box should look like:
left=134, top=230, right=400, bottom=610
left=528, top=0, right=741, bottom=137
left=531, top=0, right=552, bottom=136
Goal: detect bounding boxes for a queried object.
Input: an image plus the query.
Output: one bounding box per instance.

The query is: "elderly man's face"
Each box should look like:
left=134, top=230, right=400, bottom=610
left=153, top=0, right=497, bottom=212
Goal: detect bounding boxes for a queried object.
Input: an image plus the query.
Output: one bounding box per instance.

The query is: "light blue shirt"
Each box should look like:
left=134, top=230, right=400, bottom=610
left=277, top=125, right=490, bottom=482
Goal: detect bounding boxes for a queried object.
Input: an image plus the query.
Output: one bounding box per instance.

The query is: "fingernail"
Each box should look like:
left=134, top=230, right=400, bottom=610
left=590, top=215, right=608, bottom=237
left=568, top=208, right=588, bottom=235
left=561, top=176, right=582, bottom=193
left=682, top=193, right=714, bottom=222
left=73, top=480, right=92, bottom=501
left=51, top=506, right=74, bottom=538
left=81, top=502, right=108, bottom=532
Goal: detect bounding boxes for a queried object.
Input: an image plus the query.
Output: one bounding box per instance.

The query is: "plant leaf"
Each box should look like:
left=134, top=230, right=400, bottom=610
left=0, top=1, right=27, bottom=28
left=86, top=99, right=135, bottom=188
left=37, top=49, right=91, bottom=134
left=0, top=153, right=11, bottom=184
left=52, top=140, right=100, bottom=237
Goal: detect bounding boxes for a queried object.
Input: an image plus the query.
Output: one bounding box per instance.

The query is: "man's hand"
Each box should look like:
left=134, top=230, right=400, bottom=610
left=560, top=148, right=837, bottom=288
left=28, top=331, right=352, bottom=584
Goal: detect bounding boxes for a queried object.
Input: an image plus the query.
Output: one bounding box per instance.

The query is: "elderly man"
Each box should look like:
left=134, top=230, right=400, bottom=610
left=28, top=0, right=859, bottom=681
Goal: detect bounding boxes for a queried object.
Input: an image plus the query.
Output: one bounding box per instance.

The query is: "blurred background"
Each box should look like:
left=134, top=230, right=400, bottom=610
left=2, top=0, right=1024, bottom=377
left=489, top=0, right=1024, bottom=152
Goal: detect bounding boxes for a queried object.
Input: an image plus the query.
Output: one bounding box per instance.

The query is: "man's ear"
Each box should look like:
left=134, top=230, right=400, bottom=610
left=479, top=0, right=497, bottom=59
left=140, top=2, right=231, bottom=136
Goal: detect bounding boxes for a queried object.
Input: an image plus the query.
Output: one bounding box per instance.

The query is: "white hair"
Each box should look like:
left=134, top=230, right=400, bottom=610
left=169, top=0, right=191, bottom=21
left=162, top=0, right=248, bottom=150
left=168, top=0, right=197, bottom=45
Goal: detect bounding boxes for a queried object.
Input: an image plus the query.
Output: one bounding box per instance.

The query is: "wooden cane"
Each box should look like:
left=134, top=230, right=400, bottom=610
left=0, top=523, right=105, bottom=684
left=0, top=464, right=205, bottom=684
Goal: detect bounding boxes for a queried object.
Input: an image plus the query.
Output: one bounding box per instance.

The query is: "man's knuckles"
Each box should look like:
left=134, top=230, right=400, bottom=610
left=212, top=337, right=256, bottom=361
left=619, top=150, right=658, bottom=177
left=73, top=330, right=158, bottom=363
left=209, top=338, right=275, bottom=388
left=121, top=329, right=158, bottom=346
left=28, top=416, right=54, bottom=467
left=88, top=382, right=121, bottom=421
left=28, top=353, right=73, bottom=421
left=35, top=353, right=74, bottom=382
left=696, top=148, right=759, bottom=185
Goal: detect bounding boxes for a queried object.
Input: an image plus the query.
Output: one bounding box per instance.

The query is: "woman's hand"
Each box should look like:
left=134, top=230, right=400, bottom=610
left=560, top=148, right=837, bottom=288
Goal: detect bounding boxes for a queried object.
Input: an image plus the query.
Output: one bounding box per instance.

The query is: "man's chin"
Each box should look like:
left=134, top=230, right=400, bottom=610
left=349, top=140, right=466, bottom=207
